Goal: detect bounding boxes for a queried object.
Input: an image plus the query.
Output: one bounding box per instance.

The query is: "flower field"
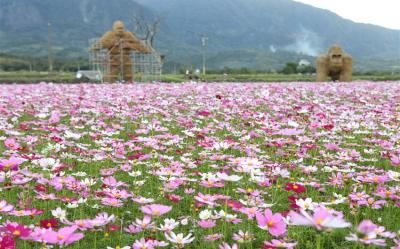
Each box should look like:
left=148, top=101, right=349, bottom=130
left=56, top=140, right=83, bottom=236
left=0, top=82, right=399, bottom=249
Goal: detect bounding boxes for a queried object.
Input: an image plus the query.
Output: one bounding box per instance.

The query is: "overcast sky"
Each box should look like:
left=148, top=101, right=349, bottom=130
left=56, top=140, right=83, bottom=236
left=294, top=0, right=400, bottom=30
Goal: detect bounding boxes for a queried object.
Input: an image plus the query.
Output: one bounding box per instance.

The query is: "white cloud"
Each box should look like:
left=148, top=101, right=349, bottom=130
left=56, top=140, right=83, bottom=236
left=295, top=0, right=400, bottom=30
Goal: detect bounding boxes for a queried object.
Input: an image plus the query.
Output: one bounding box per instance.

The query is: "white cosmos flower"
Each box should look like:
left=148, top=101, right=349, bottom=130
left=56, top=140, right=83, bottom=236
left=81, top=178, right=97, bottom=187
left=216, top=173, right=242, bottom=182
left=64, top=130, right=81, bottom=140
left=73, top=171, right=87, bottom=177
left=183, top=130, right=195, bottom=137
left=159, top=218, right=180, bottom=232
left=164, top=232, right=195, bottom=246
left=180, top=218, right=189, bottom=226
left=272, top=167, right=290, bottom=178
left=388, top=171, right=400, bottom=181
left=288, top=120, right=300, bottom=128
left=36, top=113, right=48, bottom=119
left=33, top=158, right=61, bottom=170
left=199, top=210, right=212, bottom=220
left=213, top=210, right=227, bottom=219
left=213, top=142, right=231, bottom=150
left=128, top=171, right=142, bottom=177
left=346, top=121, right=360, bottom=130
left=51, top=207, right=67, bottom=221
left=296, top=198, right=317, bottom=211
left=66, top=203, right=79, bottom=209
left=322, top=166, right=334, bottom=173
left=200, top=172, right=217, bottom=180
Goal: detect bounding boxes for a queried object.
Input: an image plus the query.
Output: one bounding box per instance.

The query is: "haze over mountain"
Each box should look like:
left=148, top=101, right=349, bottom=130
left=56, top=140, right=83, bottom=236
left=0, top=0, right=399, bottom=71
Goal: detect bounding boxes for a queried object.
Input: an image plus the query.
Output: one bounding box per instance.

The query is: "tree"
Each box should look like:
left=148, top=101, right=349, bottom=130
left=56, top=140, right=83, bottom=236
left=281, top=62, right=298, bottom=74
left=131, top=11, right=162, bottom=48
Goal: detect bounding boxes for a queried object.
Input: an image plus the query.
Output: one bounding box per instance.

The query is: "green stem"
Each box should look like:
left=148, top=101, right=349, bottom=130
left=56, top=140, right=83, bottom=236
left=316, top=234, right=322, bottom=249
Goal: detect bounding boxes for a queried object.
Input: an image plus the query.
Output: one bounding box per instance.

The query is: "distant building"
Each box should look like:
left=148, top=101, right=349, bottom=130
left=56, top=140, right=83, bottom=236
left=298, top=59, right=311, bottom=67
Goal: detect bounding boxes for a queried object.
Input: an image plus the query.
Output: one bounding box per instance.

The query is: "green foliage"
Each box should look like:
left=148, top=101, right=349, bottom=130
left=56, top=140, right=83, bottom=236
left=281, top=62, right=298, bottom=74
left=0, top=54, right=89, bottom=72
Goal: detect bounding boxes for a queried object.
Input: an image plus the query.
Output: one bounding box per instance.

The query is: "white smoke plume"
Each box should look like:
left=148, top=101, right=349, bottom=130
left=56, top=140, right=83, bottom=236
left=285, top=27, right=322, bottom=56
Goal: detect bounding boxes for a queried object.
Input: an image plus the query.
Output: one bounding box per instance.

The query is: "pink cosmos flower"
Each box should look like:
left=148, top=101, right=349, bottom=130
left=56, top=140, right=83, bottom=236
left=91, top=212, right=115, bottom=227
left=42, top=226, right=84, bottom=245
left=128, top=216, right=154, bottom=232
left=239, top=207, right=259, bottom=219
left=102, top=176, right=126, bottom=188
left=0, top=156, right=24, bottom=171
left=204, top=233, right=222, bottom=241
left=124, top=224, right=142, bottom=234
left=263, top=239, right=297, bottom=249
left=0, top=200, right=14, bottom=213
left=289, top=206, right=351, bottom=230
left=133, top=238, right=155, bottom=249
left=49, top=111, right=61, bottom=124
left=392, top=239, right=400, bottom=249
left=345, top=220, right=387, bottom=246
left=232, top=230, right=254, bottom=243
left=10, top=208, right=43, bottom=217
left=256, top=209, right=287, bottom=237
left=197, top=219, right=216, bottom=229
left=390, top=154, right=400, bottom=166
left=194, top=193, right=218, bottom=207
left=357, top=198, right=387, bottom=209
left=200, top=179, right=225, bottom=188
left=64, top=219, right=94, bottom=231
left=219, top=242, right=238, bottom=249
left=140, top=204, right=172, bottom=217
left=349, top=191, right=370, bottom=201
left=4, top=138, right=19, bottom=150
left=101, top=197, right=123, bottom=207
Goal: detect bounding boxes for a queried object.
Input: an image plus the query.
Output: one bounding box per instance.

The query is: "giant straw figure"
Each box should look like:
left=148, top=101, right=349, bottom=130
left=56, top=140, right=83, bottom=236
left=316, top=44, right=352, bottom=82
left=93, top=21, right=151, bottom=82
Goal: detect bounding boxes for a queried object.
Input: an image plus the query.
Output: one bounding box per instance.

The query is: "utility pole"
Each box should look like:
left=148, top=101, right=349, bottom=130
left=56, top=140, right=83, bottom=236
left=201, top=35, right=208, bottom=76
left=47, top=22, right=53, bottom=73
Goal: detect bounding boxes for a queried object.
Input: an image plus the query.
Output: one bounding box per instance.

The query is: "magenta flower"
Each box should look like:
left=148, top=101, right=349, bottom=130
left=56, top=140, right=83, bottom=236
left=42, top=226, right=84, bottom=245
left=256, top=209, right=287, bottom=237
left=140, top=204, right=172, bottom=217
left=6, top=224, right=31, bottom=239
left=289, top=207, right=351, bottom=230
left=0, top=235, right=15, bottom=249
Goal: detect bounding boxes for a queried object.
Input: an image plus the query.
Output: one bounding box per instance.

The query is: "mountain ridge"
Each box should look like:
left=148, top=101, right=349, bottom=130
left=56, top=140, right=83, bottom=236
left=0, top=0, right=399, bottom=71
